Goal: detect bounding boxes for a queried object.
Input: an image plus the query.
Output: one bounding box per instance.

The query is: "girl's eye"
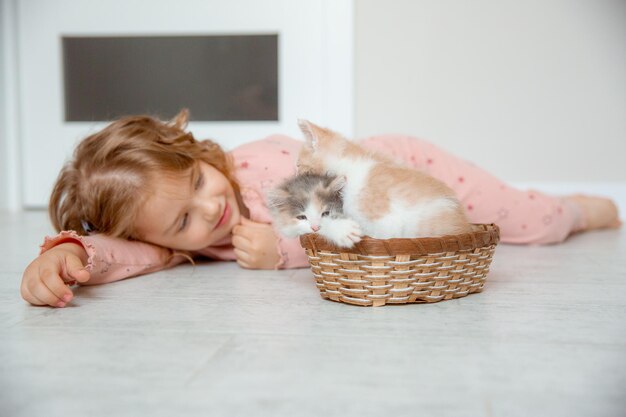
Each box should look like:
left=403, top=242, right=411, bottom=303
left=178, top=213, right=189, bottom=232
left=296, top=215, right=307, bottom=220
left=195, top=172, right=204, bottom=190
left=321, top=211, right=330, bottom=217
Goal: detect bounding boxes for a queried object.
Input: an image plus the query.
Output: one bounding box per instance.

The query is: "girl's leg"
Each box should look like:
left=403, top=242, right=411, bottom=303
left=359, top=135, right=617, bottom=244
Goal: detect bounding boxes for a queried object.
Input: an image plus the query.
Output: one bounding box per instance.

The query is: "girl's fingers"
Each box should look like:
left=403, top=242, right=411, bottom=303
left=28, top=274, right=66, bottom=307
left=233, top=248, right=255, bottom=269
left=40, top=268, right=73, bottom=304
left=231, top=235, right=251, bottom=250
left=240, top=217, right=271, bottom=228
left=232, top=227, right=252, bottom=242
left=233, top=247, right=250, bottom=262
left=236, top=260, right=251, bottom=269
left=63, top=253, right=90, bottom=283
left=20, top=283, right=46, bottom=306
left=235, top=259, right=252, bottom=269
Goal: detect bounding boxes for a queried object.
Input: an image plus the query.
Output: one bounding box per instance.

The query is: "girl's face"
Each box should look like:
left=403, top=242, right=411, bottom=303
left=135, top=161, right=241, bottom=251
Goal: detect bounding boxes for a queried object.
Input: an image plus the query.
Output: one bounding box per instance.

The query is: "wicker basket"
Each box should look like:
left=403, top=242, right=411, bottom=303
left=299, top=224, right=500, bottom=307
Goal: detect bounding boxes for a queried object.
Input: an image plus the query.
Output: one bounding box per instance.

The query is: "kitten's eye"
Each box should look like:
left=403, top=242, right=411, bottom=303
left=321, top=211, right=330, bottom=217
left=296, top=215, right=307, bottom=220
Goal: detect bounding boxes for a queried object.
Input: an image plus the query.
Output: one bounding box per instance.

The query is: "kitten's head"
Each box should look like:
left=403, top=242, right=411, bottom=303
left=267, top=173, right=345, bottom=237
left=296, top=120, right=349, bottom=174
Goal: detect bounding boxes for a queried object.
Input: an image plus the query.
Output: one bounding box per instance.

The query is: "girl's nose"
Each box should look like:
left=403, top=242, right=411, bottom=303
left=199, top=199, right=221, bottom=221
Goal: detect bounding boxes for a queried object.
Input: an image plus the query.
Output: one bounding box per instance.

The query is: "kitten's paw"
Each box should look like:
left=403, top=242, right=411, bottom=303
left=321, top=219, right=363, bottom=248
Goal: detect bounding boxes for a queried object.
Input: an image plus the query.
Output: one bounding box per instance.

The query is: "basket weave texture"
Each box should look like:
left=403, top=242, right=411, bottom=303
left=299, top=224, right=500, bottom=307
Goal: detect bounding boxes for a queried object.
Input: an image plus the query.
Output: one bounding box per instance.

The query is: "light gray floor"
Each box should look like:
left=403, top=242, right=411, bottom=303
left=1, top=210, right=625, bottom=417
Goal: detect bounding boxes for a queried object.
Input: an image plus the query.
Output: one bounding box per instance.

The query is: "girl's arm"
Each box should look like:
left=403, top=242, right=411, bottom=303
left=22, top=231, right=189, bottom=307
left=20, top=231, right=188, bottom=307
left=39, top=231, right=188, bottom=285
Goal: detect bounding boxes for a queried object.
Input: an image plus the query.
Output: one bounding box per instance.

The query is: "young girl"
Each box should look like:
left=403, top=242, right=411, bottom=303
left=20, top=110, right=621, bottom=308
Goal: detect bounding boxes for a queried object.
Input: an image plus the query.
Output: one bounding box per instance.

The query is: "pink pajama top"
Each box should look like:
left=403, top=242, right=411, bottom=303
left=40, top=135, right=309, bottom=285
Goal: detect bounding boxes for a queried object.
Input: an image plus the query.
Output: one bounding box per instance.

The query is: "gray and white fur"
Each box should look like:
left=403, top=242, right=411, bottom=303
left=266, top=173, right=362, bottom=247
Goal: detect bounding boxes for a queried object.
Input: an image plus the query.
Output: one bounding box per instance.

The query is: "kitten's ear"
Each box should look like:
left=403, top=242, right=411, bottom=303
left=266, top=187, right=290, bottom=209
left=329, top=175, right=346, bottom=193
left=298, top=119, right=319, bottom=151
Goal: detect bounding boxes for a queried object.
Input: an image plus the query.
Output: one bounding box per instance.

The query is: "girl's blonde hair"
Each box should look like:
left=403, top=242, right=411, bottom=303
left=49, top=109, right=238, bottom=238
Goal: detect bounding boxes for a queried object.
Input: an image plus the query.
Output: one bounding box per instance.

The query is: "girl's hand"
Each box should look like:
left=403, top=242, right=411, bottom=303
left=232, top=217, right=281, bottom=269
left=21, top=242, right=90, bottom=307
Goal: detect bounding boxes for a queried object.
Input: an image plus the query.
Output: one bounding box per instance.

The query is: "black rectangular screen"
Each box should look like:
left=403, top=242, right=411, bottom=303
left=63, top=35, right=278, bottom=121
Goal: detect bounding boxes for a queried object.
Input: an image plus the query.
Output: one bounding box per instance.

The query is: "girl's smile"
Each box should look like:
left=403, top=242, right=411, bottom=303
left=215, top=202, right=231, bottom=230
left=135, top=161, right=242, bottom=251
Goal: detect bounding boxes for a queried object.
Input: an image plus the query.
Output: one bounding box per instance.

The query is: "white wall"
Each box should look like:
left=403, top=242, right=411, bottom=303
left=0, top=1, right=6, bottom=210
left=355, top=0, right=626, bottom=183
left=2, top=1, right=625, bottom=210
left=0, top=0, right=20, bottom=211
left=7, top=0, right=353, bottom=209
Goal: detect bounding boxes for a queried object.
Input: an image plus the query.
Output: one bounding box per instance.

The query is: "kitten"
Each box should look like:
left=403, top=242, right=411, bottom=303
left=267, top=172, right=363, bottom=247
left=296, top=120, right=472, bottom=239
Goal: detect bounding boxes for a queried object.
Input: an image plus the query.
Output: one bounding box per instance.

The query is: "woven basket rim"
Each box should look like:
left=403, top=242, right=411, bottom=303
left=299, top=223, right=500, bottom=256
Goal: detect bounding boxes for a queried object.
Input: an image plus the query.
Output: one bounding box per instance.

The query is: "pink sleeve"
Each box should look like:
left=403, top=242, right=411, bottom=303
left=273, top=235, right=310, bottom=269
left=39, top=231, right=188, bottom=285
left=230, top=135, right=301, bottom=194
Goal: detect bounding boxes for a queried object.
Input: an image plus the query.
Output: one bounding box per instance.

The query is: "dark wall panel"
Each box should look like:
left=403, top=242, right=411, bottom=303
left=63, top=35, right=278, bottom=121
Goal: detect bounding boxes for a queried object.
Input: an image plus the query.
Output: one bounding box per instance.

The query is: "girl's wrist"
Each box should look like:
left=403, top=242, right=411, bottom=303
left=52, top=242, right=89, bottom=265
